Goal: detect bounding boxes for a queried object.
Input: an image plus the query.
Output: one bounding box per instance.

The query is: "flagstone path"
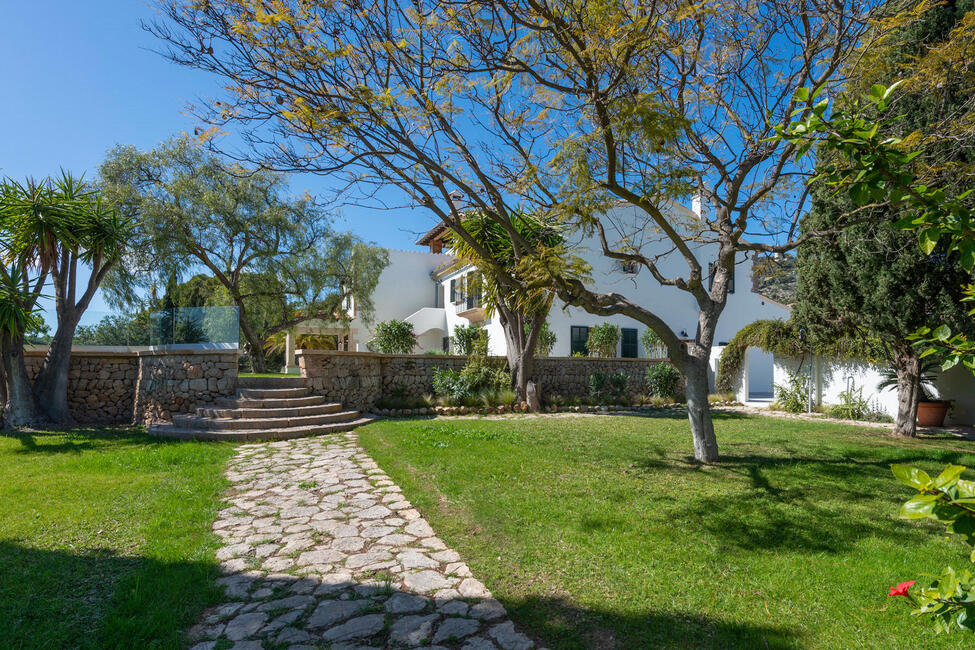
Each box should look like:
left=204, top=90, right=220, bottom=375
left=188, top=431, right=536, bottom=650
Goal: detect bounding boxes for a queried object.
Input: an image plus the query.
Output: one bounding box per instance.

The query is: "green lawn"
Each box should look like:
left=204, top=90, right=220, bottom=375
left=358, top=412, right=975, bottom=649
left=0, top=427, right=235, bottom=649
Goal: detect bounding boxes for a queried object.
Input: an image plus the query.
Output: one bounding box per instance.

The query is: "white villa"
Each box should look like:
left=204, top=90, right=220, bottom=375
left=283, top=199, right=789, bottom=394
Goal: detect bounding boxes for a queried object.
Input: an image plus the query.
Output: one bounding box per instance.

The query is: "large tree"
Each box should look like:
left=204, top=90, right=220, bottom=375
left=446, top=211, right=588, bottom=408
left=99, top=137, right=388, bottom=372
left=148, top=0, right=878, bottom=462
left=793, top=0, right=975, bottom=437
left=0, top=173, right=128, bottom=425
left=795, top=184, right=973, bottom=436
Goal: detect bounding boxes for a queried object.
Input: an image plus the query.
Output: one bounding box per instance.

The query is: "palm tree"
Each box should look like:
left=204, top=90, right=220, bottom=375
left=0, top=172, right=129, bottom=425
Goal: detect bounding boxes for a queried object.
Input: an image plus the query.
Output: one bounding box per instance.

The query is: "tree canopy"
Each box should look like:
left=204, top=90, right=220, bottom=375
left=99, top=137, right=388, bottom=371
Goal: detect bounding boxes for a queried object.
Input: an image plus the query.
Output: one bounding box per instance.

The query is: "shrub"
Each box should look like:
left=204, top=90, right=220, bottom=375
left=888, top=463, right=975, bottom=633
left=452, top=323, right=488, bottom=357
left=371, top=319, right=416, bottom=354
left=773, top=370, right=808, bottom=413
left=589, top=371, right=629, bottom=404
left=586, top=323, right=620, bottom=357
left=529, top=320, right=557, bottom=357
left=645, top=362, right=680, bottom=398
left=825, top=383, right=891, bottom=422
left=431, top=358, right=510, bottom=404
left=640, top=328, right=665, bottom=358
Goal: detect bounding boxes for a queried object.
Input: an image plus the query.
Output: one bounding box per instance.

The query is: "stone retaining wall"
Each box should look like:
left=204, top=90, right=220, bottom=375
left=133, top=349, right=239, bottom=424
left=25, top=349, right=140, bottom=424
left=297, top=350, right=666, bottom=409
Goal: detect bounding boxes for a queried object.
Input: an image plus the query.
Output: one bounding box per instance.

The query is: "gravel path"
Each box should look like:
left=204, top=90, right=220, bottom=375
left=188, top=431, right=536, bottom=650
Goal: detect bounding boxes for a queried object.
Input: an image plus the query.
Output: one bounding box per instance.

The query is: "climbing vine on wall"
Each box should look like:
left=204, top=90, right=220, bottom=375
left=714, top=320, right=883, bottom=393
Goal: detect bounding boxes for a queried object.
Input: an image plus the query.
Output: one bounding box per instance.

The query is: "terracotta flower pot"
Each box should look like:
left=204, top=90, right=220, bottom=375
left=917, top=401, right=951, bottom=427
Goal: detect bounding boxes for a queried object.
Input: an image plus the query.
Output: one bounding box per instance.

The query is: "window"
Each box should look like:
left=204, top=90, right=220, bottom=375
left=621, top=328, right=638, bottom=358
left=450, top=279, right=456, bottom=303
left=442, top=336, right=450, bottom=354
left=708, top=262, right=734, bottom=294
left=620, top=260, right=638, bottom=274
left=570, top=326, right=590, bottom=355
left=466, top=274, right=482, bottom=309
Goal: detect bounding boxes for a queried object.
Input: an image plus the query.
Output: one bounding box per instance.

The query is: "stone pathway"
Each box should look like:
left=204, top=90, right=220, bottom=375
left=188, top=431, right=537, bottom=650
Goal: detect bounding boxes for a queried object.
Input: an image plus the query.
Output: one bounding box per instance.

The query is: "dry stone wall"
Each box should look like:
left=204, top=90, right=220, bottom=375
left=133, top=349, right=239, bottom=424
left=297, top=350, right=665, bottom=409
left=25, top=349, right=139, bottom=424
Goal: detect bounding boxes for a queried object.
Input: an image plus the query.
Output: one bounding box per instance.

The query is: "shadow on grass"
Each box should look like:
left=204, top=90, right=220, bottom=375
left=1, top=425, right=194, bottom=455
left=627, top=448, right=958, bottom=553
left=0, top=541, right=223, bottom=650
left=503, top=593, right=796, bottom=650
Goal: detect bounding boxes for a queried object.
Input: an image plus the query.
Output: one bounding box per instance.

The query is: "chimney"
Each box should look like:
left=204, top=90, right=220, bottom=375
left=448, top=190, right=465, bottom=213
left=691, top=175, right=706, bottom=219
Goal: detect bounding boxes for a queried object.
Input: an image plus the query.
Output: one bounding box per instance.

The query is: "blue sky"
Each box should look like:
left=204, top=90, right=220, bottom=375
left=0, top=1, right=436, bottom=327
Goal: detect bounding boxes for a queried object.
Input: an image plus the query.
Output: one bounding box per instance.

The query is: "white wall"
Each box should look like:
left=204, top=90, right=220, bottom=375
left=746, top=347, right=774, bottom=397
left=351, top=248, right=452, bottom=351
left=458, top=202, right=790, bottom=358
left=771, top=355, right=975, bottom=425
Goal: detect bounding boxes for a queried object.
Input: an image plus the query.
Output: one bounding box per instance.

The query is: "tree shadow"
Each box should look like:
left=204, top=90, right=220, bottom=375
left=626, top=448, right=965, bottom=553
left=0, top=540, right=222, bottom=650
left=1, top=425, right=195, bottom=455
left=0, top=539, right=797, bottom=650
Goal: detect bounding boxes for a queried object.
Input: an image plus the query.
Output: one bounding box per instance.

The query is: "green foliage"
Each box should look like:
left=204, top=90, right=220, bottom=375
left=715, top=319, right=881, bottom=393
left=645, top=362, right=680, bottom=399
left=431, top=361, right=510, bottom=405
left=98, top=137, right=387, bottom=368
left=589, top=371, right=629, bottom=405
left=779, top=78, right=975, bottom=376
left=890, top=463, right=975, bottom=633
left=640, top=328, right=665, bottom=358
left=586, top=323, right=620, bottom=358
left=74, top=311, right=151, bottom=346
left=452, top=323, right=488, bottom=357
left=825, top=383, right=891, bottom=423
left=371, top=320, right=416, bottom=354
left=773, top=370, right=809, bottom=414
left=532, top=320, right=557, bottom=357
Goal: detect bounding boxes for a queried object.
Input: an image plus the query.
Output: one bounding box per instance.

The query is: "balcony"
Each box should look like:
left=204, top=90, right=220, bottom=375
left=404, top=307, right=448, bottom=336
left=456, top=294, right=485, bottom=323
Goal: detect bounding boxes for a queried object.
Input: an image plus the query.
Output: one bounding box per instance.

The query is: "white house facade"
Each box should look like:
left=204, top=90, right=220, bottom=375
left=284, top=201, right=790, bottom=392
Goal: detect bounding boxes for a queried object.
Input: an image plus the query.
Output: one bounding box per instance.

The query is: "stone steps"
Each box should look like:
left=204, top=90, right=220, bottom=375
left=213, top=395, right=327, bottom=409
left=238, top=386, right=311, bottom=400
left=148, top=377, right=372, bottom=442
left=195, top=402, right=344, bottom=420
left=147, top=416, right=376, bottom=441
left=173, top=409, right=362, bottom=431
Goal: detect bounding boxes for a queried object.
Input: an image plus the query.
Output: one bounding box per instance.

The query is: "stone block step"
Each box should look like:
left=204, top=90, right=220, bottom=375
left=173, top=410, right=361, bottom=431
left=147, top=416, right=376, bottom=442
left=237, top=387, right=310, bottom=400
left=214, top=395, right=326, bottom=409
left=196, top=402, right=343, bottom=419
left=237, top=376, right=307, bottom=389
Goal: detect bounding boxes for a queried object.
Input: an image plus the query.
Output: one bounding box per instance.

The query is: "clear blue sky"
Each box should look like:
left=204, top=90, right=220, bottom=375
left=0, top=1, right=436, bottom=327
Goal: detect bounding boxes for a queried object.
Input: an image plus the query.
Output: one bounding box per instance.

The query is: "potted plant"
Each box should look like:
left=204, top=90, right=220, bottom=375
left=878, top=359, right=951, bottom=427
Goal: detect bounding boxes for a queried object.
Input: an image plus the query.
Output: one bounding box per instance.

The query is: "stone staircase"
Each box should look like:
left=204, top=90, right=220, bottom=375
left=148, top=376, right=373, bottom=441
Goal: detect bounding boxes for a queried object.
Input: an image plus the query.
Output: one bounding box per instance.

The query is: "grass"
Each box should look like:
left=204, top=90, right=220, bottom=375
left=0, top=426, right=235, bottom=649
left=358, top=412, right=975, bottom=649
left=238, top=371, right=295, bottom=378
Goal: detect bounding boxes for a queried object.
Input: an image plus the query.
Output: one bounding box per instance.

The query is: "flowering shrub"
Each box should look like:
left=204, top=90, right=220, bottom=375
left=888, top=463, right=975, bottom=633
left=586, top=323, right=620, bottom=357
left=589, top=371, right=628, bottom=404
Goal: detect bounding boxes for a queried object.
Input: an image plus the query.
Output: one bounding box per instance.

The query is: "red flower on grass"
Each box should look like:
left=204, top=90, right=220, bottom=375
left=888, top=580, right=915, bottom=597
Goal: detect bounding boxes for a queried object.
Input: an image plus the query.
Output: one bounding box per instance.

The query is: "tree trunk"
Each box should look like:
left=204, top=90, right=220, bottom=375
left=509, top=349, right=541, bottom=411
left=683, top=355, right=719, bottom=463
left=1, top=332, right=44, bottom=428
left=499, top=307, right=543, bottom=410
left=892, top=349, right=921, bottom=438
left=33, top=313, right=82, bottom=424
left=237, top=304, right=268, bottom=373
